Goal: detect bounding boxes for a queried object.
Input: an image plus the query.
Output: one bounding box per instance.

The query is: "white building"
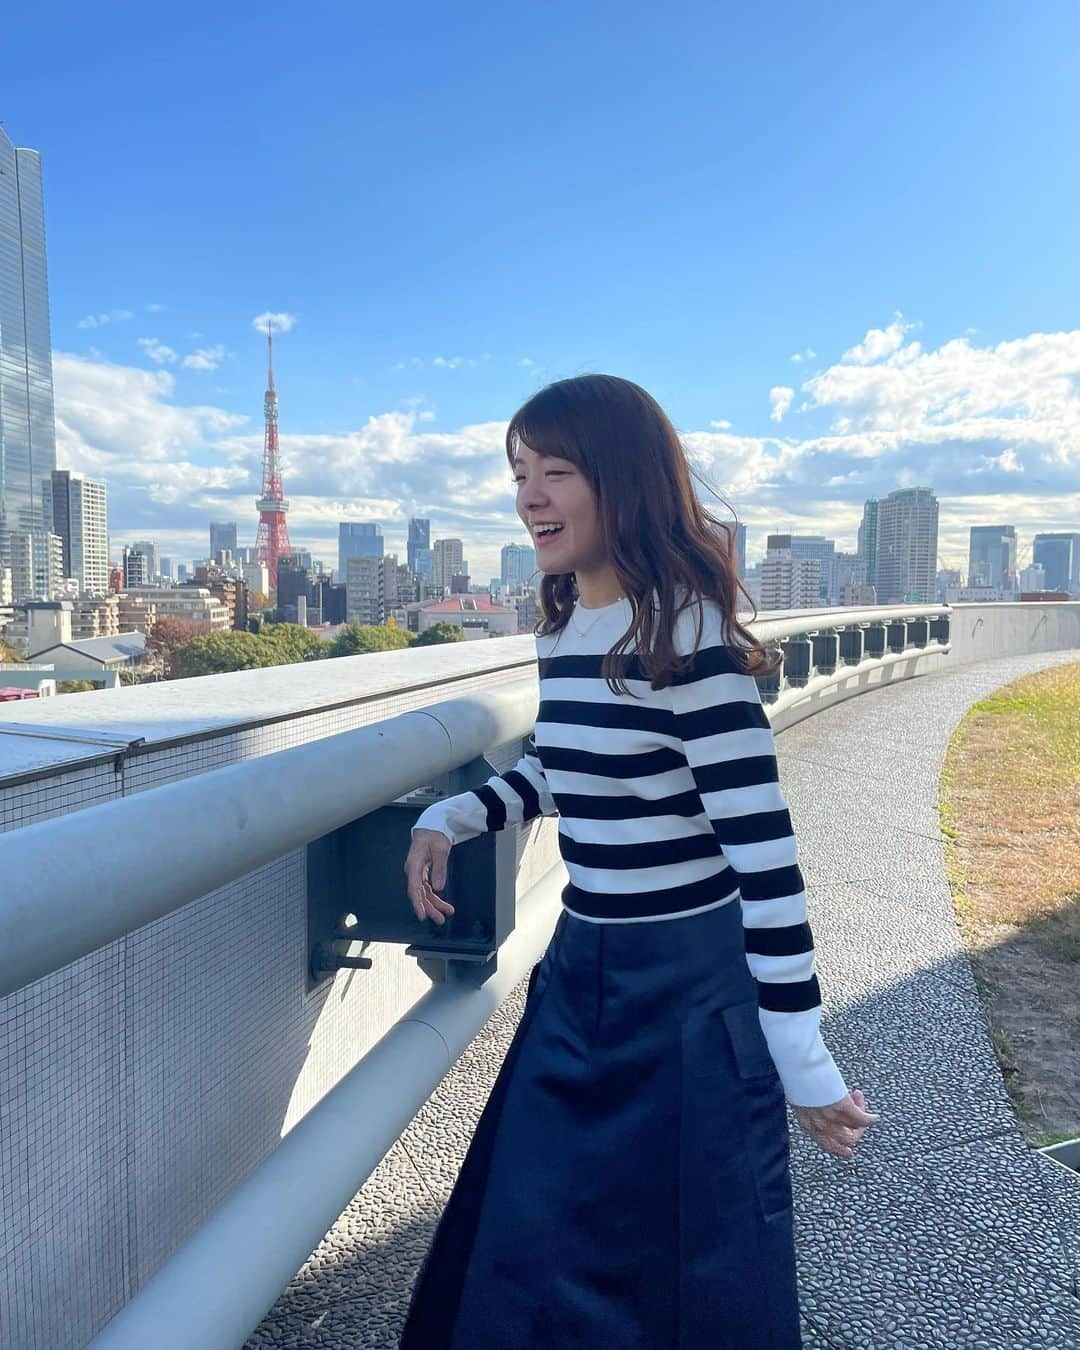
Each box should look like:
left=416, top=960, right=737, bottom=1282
left=120, top=586, right=229, bottom=630
left=409, top=596, right=519, bottom=639
left=875, top=487, right=939, bottom=603
left=761, top=536, right=821, bottom=610
left=8, top=530, right=63, bottom=602
left=243, top=560, right=270, bottom=598
left=43, top=470, right=110, bottom=594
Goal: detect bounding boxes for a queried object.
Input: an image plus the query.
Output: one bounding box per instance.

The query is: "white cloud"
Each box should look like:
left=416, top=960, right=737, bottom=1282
left=769, top=387, right=794, bottom=422
left=790, top=348, right=816, bottom=364
left=251, top=311, right=298, bottom=335
left=76, top=309, right=135, bottom=329
left=418, top=410, right=437, bottom=423
left=842, top=313, right=916, bottom=365
left=183, top=344, right=228, bottom=372
left=145, top=302, right=166, bottom=313
left=434, top=355, right=477, bottom=369
left=969, top=448, right=1024, bottom=475
left=137, top=337, right=179, bottom=365
left=49, top=319, right=1080, bottom=583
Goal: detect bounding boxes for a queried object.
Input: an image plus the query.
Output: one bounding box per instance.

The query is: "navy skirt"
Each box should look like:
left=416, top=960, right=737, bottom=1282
left=399, top=895, right=801, bottom=1350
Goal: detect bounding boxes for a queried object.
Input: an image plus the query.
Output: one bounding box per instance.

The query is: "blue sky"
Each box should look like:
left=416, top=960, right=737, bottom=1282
left=6, top=2, right=1080, bottom=579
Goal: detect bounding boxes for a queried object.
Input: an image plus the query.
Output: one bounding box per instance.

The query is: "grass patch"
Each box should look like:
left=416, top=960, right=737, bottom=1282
left=940, top=661, right=1080, bottom=1145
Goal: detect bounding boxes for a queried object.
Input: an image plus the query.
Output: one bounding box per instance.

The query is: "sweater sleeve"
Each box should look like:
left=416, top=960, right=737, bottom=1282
left=411, top=731, right=558, bottom=847
left=666, top=600, right=848, bottom=1108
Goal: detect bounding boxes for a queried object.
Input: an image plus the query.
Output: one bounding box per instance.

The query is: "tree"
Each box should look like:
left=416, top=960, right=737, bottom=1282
left=261, top=622, right=330, bottom=663
left=0, top=638, right=23, bottom=663
left=169, top=631, right=280, bottom=678
left=168, top=625, right=330, bottom=679
left=56, top=679, right=99, bottom=695
left=325, top=621, right=415, bottom=658
left=413, top=622, right=467, bottom=647
left=147, top=617, right=208, bottom=676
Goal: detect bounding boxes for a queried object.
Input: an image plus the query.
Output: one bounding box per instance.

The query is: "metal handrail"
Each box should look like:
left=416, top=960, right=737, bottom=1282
left=1, top=603, right=952, bottom=1002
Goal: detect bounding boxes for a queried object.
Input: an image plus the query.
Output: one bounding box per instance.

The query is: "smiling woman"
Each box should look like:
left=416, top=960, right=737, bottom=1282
left=401, top=373, right=879, bottom=1350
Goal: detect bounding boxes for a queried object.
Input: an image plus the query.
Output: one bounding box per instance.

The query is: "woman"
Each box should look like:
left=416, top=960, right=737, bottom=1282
left=400, top=374, right=879, bottom=1349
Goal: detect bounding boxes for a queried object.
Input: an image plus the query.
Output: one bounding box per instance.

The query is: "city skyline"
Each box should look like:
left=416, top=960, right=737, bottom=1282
left=40, top=309, right=1080, bottom=588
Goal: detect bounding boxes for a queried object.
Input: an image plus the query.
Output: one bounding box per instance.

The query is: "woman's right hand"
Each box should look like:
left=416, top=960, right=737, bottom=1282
left=404, top=828, right=457, bottom=926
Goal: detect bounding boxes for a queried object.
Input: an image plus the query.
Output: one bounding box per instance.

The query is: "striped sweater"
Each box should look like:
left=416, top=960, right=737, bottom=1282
left=412, top=591, right=847, bottom=1107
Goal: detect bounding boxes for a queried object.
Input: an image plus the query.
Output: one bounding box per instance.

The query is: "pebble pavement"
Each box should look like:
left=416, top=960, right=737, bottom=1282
left=247, top=648, right=1080, bottom=1349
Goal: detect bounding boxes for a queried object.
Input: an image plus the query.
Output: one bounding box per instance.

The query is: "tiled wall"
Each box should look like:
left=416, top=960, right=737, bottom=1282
left=0, top=659, right=560, bottom=1349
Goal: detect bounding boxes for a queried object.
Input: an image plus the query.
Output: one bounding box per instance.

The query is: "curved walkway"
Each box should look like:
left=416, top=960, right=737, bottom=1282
left=247, top=649, right=1080, bottom=1349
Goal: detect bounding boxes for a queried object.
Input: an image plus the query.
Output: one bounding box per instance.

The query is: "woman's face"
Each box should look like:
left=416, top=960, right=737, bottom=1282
left=513, top=442, right=607, bottom=575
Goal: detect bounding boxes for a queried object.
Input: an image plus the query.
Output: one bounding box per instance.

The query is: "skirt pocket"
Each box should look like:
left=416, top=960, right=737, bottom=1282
left=684, top=997, right=792, bottom=1225
left=718, top=999, right=793, bottom=1223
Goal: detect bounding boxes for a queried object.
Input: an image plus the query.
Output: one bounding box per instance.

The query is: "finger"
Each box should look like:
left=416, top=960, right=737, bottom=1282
left=838, top=1103, right=879, bottom=1126
left=421, top=883, right=454, bottom=923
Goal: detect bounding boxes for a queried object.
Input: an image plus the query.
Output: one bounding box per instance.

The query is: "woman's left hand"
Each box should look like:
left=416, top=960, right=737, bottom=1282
left=791, top=1088, right=879, bottom=1159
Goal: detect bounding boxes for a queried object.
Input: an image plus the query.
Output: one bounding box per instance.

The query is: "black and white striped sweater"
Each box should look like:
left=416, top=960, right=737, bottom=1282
left=413, top=592, right=847, bottom=1107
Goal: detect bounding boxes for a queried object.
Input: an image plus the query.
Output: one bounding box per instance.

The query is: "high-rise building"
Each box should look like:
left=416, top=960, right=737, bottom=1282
left=338, top=522, right=383, bottom=581
left=210, top=521, right=238, bottom=561
left=276, top=558, right=315, bottom=625
left=407, top=518, right=431, bottom=574
left=312, top=577, right=347, bottom=625
left=346, top=553, right=399, bottom=624
left=968, top=525, right=1017, bottom=593
left=857, top=500, right=879, bottom=589
left=786, top=536, right=835, bottom=604
left=8, top=530, right=62, bottom=602
left=501, top=541, right=537, bottom=587
left=412, top=546, right=434, bottom=588
left=42, top=470, right=109, bottom=594
left=0, top=129, right=58, bottom=580
left=122, top=546, right=150, bottom=588
left=875, top=487, right=939, bottom=603
left=130, top=540, right=161, bottom=582
left=1018, top=563, right=1046, bottom=592
left=1032, top=533, right=1080, bottom=595
left=831, top=551, right=865, bottom=603
left=433, top=538, right=465, bottom=592
left=760, top=535, right=821, bottom=610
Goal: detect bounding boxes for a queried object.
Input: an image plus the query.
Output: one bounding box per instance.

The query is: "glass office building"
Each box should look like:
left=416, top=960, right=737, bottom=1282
left=0, top=127, right=57, bottom=571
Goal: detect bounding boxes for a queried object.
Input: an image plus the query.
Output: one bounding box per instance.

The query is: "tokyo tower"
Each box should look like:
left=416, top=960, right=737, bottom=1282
left=254, top=324, right=292, bottom=592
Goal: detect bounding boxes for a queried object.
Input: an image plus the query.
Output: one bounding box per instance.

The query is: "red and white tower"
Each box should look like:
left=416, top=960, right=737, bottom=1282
left=254, top=325, right=292, bottom=592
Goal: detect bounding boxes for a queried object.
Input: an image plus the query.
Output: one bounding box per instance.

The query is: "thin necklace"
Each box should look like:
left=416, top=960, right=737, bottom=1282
left=571, top=596, right=624, bottom=635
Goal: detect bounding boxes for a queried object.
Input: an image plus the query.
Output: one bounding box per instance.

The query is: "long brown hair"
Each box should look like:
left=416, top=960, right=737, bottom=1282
left=506, top=373, right=780, bottom=696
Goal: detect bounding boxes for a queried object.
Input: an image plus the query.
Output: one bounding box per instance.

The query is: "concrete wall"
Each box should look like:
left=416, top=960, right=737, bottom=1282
left=1, top=603, right=1077, bottom=1348
left=0, top=641, right=560, bottom=1350
left=945, top=601, right=1080, bottom=666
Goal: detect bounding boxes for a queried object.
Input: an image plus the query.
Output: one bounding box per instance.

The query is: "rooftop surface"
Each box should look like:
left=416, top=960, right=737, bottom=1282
left=245, top=647, right=1080, bottom=1348
left=0, top=634, right=537, bottom=783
